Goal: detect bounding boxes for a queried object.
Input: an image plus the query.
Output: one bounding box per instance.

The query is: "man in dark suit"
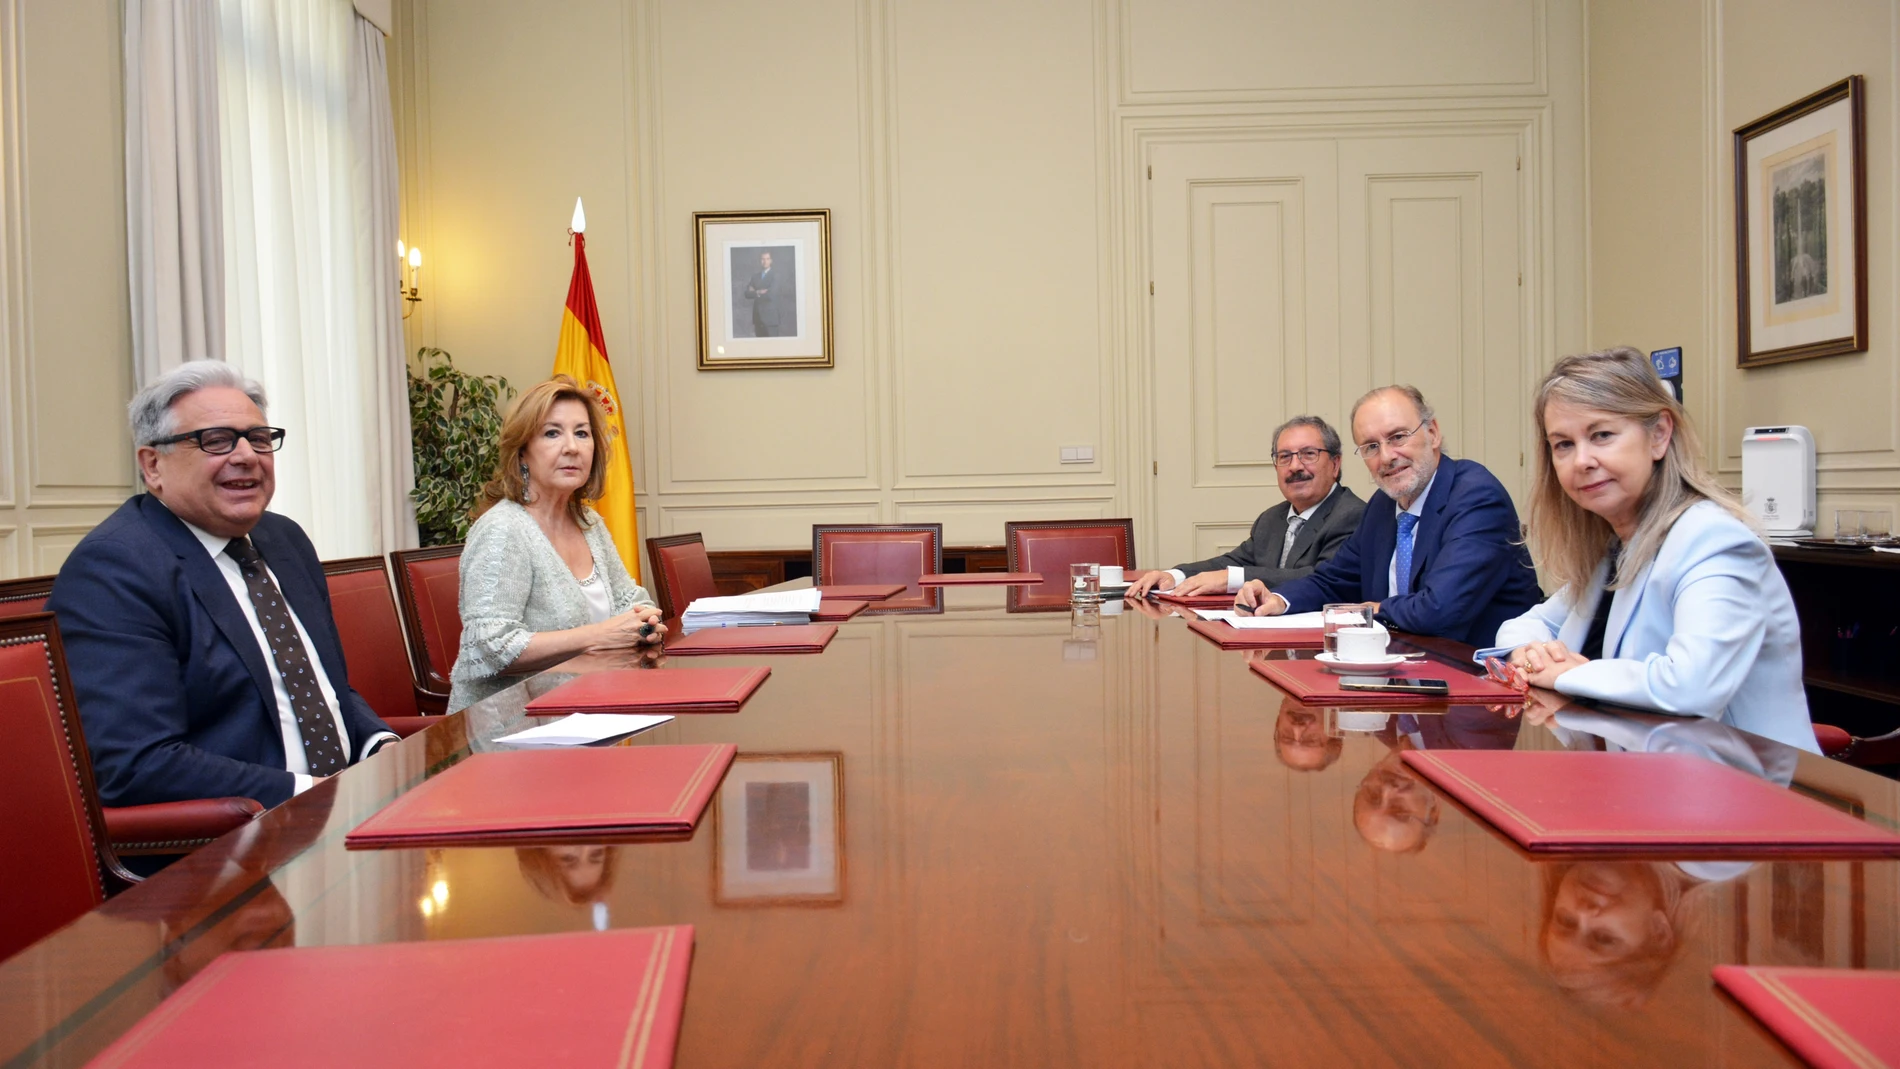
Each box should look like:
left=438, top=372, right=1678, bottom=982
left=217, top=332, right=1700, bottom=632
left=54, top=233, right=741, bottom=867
left=1127, top=415, right=1365, bottom=599
left=47, top=361, right=395, bottom=810
left=743, top=250, right=780, bottom=337
left=1237, top=385, right=1541, bottom=646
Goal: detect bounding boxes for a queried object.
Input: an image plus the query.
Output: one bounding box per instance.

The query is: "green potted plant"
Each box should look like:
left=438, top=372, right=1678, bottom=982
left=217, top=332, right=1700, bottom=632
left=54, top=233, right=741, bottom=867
left=408, top=347, right=515, bottom=546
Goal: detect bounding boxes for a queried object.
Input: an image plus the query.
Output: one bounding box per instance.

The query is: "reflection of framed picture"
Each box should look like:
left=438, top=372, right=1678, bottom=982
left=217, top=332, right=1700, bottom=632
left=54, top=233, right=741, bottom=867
left=1734, top=76, right=1868, bottom=368
left=693, top=209, right=833, bottom=370
left=714, top=752, right=844, bottom=906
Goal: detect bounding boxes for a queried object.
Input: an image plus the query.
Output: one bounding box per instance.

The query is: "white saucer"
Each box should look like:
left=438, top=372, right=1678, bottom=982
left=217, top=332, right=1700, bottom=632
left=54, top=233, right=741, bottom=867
left=1099, top=580, right=1134, bottom=591
left=1315, top=651, right=1409, bottom=673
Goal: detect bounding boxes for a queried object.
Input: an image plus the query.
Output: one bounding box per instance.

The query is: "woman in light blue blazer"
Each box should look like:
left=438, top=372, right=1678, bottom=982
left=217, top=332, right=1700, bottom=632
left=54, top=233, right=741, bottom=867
left=1489, top=347, right=1814, bottom=752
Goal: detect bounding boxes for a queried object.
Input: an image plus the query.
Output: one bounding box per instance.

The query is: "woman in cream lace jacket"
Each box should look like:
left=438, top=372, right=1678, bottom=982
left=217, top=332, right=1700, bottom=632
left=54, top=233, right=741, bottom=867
left=448, top=376, right=662, bottom=711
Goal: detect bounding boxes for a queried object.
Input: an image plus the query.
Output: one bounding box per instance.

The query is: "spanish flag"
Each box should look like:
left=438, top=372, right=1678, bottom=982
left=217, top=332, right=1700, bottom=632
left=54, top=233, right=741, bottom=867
left=553, top=205, right=639, bottom=579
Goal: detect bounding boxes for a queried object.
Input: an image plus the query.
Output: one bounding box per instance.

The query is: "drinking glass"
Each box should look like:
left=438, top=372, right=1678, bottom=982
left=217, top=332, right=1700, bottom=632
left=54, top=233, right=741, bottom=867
left=1835, top=510, right=1865, bottom=543
left=1070, top=562, right=1101, bottom=606
left=1865, top=510, right=1893, bottom=544
left=1322, top=602, right=1376, bottom=655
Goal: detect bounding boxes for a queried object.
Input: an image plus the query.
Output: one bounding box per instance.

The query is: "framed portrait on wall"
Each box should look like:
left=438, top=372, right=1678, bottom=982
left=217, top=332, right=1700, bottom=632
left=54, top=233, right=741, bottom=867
left=694, top=209, right=834, bottom=370
left=713, top=752, right=844, bottom=906
left=1734, top=75, right=1868, bottom=368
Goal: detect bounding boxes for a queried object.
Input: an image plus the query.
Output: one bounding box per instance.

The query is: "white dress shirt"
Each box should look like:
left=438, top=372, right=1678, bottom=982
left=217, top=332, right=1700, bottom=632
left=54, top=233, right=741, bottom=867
left=1386, top=469, right=1438, bottom=596
left=181, top=520, right=395, bottom=794
left=1170, top=483, right=1339, bottom=592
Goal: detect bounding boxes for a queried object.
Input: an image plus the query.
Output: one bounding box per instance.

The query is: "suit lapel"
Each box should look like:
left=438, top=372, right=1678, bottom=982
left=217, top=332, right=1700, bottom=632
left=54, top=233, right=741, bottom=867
left=1406, top=462, right=1456, bottom=593
left=1603, top=559, right=1650, bottom=659
left=1365, top=494, right=1397, bottom=599
left=1282, top=492, right=1328, bottom=566
left=140, top=496, right=278, bottom=710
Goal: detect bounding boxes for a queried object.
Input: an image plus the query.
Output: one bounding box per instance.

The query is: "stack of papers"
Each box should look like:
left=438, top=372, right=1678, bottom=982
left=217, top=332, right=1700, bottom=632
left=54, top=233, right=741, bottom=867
left=494, top=713, right=673, bottom=747
left=680, top=589, right=822, bottom=633
left=1193, top=609, right=1326, bottom=630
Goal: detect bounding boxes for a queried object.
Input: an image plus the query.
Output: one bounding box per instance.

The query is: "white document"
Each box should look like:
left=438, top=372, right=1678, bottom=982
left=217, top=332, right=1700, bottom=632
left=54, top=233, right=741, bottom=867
left=684, top=589, right=822, bottom=615
left=494, top=713, right=674, bottom=747
left=1192, top=609, right=1325, bottom=629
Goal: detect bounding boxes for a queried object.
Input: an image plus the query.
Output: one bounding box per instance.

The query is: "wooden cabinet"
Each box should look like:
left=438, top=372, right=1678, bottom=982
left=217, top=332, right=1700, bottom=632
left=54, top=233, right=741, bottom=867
left=1774, top=545, right=1900, bottom=737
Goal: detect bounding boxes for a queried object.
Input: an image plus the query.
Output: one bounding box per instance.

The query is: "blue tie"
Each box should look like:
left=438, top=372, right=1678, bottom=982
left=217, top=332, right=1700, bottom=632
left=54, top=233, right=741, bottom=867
left=1393, top=512, right=1419, bottom=597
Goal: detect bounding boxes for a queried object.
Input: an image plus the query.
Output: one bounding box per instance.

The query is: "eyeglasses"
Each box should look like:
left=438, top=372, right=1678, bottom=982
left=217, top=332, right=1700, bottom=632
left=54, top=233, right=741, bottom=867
left=1352, top=420, right=1428, bottom=460
left=151, top=426, right=287, bottom=455
left=1272, top=447, right=1335, bottom=467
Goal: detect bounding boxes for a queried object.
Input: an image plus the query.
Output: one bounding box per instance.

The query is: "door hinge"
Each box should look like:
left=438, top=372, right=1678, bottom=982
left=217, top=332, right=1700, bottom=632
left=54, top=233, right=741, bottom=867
left=1517, top=271, right=1523, bottom=286
left=1147, top=164, right=1152, bottom=179
left=1516, top=156, right=1522, bottom=171
left=1149, top=281, right=1155, bottom=295
left=1519, top=451, right=1525, bottom=466
left=1153, top=460, right=1158, bottom=475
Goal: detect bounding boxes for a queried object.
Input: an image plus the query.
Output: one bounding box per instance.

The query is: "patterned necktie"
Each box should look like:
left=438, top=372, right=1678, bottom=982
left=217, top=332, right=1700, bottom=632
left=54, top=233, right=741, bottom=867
left=1279, top=515, right=1305, bottom=568
left=225, top=537, right=346, bottom=775
left=1393, top=512, right=1420, bottom=597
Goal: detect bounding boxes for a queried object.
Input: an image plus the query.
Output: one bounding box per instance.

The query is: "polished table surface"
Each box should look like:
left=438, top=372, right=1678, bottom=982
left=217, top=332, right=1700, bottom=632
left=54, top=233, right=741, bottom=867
left=4, top=584, right=1897, bottom=1067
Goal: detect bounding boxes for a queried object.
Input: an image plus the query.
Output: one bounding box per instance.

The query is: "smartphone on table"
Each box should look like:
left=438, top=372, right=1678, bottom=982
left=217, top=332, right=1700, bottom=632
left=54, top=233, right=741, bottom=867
left=1339, top=676, right=1450, bottom=696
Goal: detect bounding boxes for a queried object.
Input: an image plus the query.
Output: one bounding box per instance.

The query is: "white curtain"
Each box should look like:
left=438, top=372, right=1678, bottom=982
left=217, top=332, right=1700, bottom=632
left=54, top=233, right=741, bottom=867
left=349, top=16, right=418, bottom=553
left=214, top=0, right=413, bottom=557
left=124, top=0, right=225, bottom=386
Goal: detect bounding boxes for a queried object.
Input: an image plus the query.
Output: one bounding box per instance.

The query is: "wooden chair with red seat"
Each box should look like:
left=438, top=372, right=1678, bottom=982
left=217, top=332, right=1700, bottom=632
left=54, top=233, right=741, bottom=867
left=0, top=574, right=54, bottom=619
left=322, top=556, right=446, bottom=738
left=0, top=613, right=264, bottom=962
left=812, top=523, right=944, bottom=614
left=390, top=544, right=464, bottom=702
left=646, top=533, right=720, bottom=622
left=1004, top=518, right=1137, bottom=610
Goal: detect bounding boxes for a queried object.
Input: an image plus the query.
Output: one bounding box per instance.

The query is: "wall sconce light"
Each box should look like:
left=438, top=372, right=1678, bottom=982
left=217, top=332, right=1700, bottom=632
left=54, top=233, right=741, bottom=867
left=397, top=239, right=422, bottom=318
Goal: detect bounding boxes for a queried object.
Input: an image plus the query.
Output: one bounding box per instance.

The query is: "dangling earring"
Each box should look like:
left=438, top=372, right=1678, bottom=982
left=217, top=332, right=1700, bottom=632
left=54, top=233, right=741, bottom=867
left=519, top=462, right=534, bottom=503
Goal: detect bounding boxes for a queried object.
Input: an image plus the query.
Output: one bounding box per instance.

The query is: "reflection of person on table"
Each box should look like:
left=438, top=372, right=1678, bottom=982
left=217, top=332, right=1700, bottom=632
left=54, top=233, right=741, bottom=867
left=1485, top=347, right=1815, bottom=752
left=1539, top=859, right=1744, bottom=1008
left=1274, top=696, right=1342, bottom=772
left=1234, top=385, right=1541, bottom=645
left=517, top=845, right=619, bottom=905
left=743, top=250, right=780, bottom=337
left=1353, top=747, right=1440, bottom=853
left=1127, top=416, right=1364, bottom=599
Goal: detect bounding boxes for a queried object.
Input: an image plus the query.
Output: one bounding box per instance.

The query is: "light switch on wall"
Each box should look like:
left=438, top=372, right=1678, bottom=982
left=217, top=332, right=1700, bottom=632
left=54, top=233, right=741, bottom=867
left=1060, top=446, right=1094, bottom=464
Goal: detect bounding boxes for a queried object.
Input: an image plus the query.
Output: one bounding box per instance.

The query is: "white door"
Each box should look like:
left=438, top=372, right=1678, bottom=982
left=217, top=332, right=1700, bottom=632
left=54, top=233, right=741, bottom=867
left=1146, top=131, right=1527, bottom=569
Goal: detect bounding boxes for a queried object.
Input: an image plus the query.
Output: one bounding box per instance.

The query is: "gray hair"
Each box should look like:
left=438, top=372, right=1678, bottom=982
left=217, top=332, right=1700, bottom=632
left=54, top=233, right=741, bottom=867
left=1270, top=415, right=1342, bottom=458
left=1348, top=384, right=1435, bottom=435
left=128, top=360, right=269, bottom=447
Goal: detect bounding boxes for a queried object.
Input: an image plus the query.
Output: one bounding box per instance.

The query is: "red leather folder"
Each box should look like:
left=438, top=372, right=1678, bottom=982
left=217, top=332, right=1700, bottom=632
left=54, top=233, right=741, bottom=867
left=1401, top=750, right=1900, bottom=855
left=666, top=624, right=838, bottom=655
left=812, top=600, right=868, bottom=622
left=1151, top=591, right=1239, bottom=608
left=345, top=744, right=736, bottom=848
left=85, top=926, right=694, bottom=1069
left=1186, top=618, right=1324, bottom=649
left=523, top=666, right=770, bottom=715
left=1713, top=966, right=1900, bottom=1069
left=813, top=583, right=905, bottom=601
left=1250, top=657, right=1522, bottom=704
left=917, top=572, right=1043, bottom=586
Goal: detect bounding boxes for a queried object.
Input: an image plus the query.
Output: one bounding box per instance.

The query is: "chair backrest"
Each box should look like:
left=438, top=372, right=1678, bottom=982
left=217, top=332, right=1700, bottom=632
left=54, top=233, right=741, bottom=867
left=1005, top=519, right=1137, bottom=608
left=391, top=545, right=465, bottom=696
left=322, top=556, right=421, bottom=720
left=646, top=533, right=720, bottom=619
left=0, top=613, right=116, bottom=963
left=812, top=524, right=944, bottom=613
left=0, top=574, right=55, bottom=620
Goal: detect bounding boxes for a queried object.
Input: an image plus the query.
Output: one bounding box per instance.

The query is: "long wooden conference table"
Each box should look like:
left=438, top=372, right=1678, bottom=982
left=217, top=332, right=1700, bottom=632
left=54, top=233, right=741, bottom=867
left=3, top=583, right=1894, bottom=1067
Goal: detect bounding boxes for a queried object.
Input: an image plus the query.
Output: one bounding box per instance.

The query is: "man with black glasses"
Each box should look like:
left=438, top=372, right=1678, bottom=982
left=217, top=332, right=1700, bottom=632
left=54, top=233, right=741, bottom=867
left=1236, top=385, right=1542, bottom=645
left=1128, top=415, right=1364, bottom=598
left=48, top=361, right=395, bottom=810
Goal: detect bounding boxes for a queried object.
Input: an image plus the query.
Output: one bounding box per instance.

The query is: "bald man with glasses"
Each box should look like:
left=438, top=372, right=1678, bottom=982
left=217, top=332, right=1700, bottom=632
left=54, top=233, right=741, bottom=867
left=1236, top=385, right=1541, bottom=645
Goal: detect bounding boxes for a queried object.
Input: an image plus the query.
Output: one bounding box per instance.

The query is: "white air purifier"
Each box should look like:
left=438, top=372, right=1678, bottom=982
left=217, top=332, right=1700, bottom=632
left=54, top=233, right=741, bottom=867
left=1741, top=425, right=1816, bottom=537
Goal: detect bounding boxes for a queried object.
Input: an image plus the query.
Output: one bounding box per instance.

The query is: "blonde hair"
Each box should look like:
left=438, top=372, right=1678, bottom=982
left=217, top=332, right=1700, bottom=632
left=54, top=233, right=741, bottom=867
left=1538, top=862, right=1702, bottom=1008
left=473, top=375, right=615, bottom=528
left=1528, top=347, right=1749, bottom=597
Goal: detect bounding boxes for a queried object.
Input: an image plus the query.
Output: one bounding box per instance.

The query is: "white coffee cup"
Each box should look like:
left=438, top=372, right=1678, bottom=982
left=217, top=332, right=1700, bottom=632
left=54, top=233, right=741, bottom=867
left=1335, top=624, right=1389, bottom=662
left=1100, top=597, right=1124, bottom=615
left=1335, top=710, right=1390, bottom=733
left=1099, top=565, right=1124, bottom=585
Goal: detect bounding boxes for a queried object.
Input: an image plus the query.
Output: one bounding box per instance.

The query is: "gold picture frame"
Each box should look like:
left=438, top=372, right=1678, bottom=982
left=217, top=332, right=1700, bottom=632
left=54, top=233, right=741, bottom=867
left=1733, top=76, right=1868, bottom=368
left=694, top=209, right=834, bottom=370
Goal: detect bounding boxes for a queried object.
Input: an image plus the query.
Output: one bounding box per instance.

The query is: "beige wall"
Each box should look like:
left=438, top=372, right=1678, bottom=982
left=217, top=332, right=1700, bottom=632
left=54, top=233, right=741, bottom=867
left=1590, top=0, right=1900, bottom=526
left=0, top=0, right=136, bottom=577
left=392, top=0, right=1588, bottom=561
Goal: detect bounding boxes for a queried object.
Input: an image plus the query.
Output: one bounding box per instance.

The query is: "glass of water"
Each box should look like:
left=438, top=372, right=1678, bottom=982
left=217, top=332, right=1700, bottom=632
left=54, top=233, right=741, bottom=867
left=1836, top=510, right=1865, bottom=543
left=1322, top=602, right=1376, bottom=655
left=1070, top=562, right=1101, bottom=606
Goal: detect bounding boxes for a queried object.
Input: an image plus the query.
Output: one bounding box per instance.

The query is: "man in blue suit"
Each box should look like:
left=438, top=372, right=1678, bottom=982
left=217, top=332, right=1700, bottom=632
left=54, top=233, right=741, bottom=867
left=47, top=361, right=395, bottom=809
left=1237, top=385, right=1541, bottom=645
